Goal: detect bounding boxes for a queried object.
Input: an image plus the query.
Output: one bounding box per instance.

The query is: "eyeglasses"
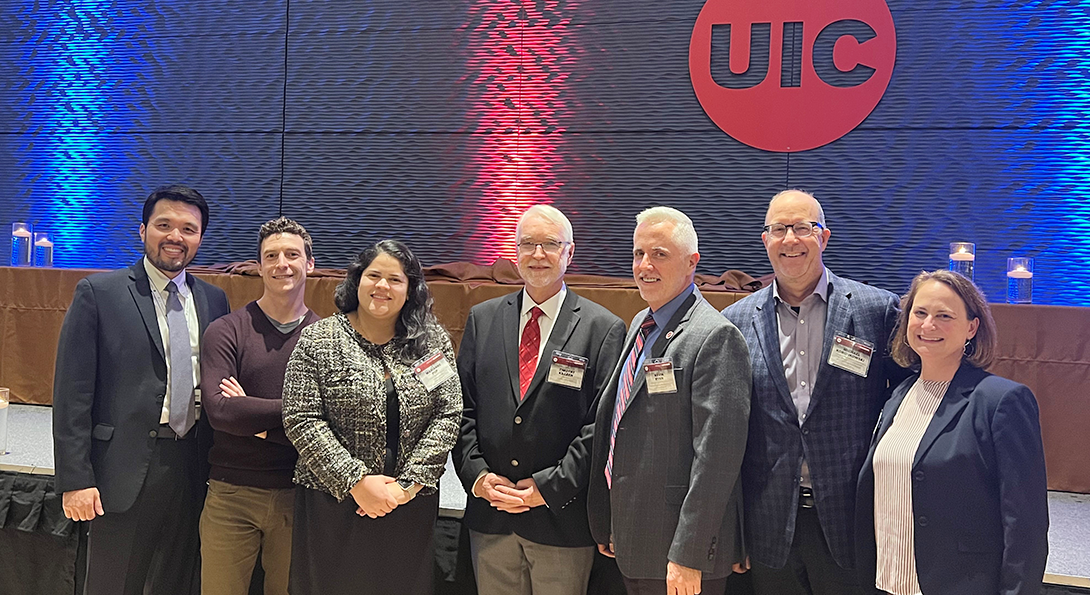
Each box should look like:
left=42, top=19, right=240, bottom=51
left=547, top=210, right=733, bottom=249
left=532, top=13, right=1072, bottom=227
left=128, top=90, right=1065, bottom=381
left=762, top=221, right=823, bottom=239
left=517, top=240, right=570, bottom=255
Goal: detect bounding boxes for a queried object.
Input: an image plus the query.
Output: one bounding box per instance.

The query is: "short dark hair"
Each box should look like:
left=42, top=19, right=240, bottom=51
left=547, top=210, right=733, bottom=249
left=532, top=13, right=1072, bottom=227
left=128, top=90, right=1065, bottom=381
left=142, top=184, right=210, bottom=234
left=890, top=269, right=997, bottom=370
left=258, top=217, right=313, bottom=260
left=334, top=240, right=439, bottom=362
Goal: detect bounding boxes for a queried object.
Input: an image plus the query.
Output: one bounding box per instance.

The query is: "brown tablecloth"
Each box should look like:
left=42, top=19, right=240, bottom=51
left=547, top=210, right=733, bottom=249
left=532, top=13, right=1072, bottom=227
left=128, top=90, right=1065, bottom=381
left=1, top=265, right=1086, bottom=493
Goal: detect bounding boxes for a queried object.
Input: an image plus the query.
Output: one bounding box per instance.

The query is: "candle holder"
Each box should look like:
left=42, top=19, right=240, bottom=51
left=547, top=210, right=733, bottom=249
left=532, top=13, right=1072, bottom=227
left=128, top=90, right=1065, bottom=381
left=33, top=232, right=54, bottom=267
left=1007, top=257, right=1033, bottom=304
left=10, top=223, right=32, bottom=267
left=949, top=242, right=975, bottom=281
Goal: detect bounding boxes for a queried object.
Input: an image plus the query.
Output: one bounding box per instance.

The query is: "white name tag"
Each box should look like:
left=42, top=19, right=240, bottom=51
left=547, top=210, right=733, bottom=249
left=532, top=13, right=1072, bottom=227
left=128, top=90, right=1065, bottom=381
left=194, top=388, right=201, bottom=419
left=828, top=332, right=874, bottom=377
left=413, top=350, right=456, bottom=392
left=547, top=350, right=587, bottom=389
left=643, top=358, right=677, bottom=394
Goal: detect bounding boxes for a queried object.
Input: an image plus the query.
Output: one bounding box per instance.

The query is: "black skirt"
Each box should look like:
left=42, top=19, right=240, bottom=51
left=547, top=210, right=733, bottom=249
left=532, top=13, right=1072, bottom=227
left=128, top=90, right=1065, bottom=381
left=289, top=485, right=438, bottom=595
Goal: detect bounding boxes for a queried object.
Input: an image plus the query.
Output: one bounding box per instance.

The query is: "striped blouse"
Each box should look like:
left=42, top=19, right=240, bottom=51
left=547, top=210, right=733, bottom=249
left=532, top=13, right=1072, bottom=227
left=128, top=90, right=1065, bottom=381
left=872, top=378, right=951, bottom=595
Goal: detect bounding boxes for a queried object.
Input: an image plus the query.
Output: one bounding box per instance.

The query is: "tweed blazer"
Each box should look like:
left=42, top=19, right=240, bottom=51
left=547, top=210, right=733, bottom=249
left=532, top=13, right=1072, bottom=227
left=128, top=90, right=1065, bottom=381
left=587, top=290, right=751, bottom=580
left=282, top=314, right=462, bottom=501
left=722, top=271, right=908, bottom=569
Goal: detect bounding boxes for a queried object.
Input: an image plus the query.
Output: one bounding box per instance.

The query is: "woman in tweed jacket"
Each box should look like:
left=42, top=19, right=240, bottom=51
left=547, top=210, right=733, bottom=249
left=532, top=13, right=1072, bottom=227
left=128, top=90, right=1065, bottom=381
left=282, top=240, right=461, bottom=595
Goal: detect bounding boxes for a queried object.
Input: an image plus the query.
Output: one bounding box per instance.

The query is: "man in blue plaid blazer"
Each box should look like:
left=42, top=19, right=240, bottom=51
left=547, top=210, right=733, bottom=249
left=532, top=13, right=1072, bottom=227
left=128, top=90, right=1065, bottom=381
left=722, top=190, right=908, bottom=595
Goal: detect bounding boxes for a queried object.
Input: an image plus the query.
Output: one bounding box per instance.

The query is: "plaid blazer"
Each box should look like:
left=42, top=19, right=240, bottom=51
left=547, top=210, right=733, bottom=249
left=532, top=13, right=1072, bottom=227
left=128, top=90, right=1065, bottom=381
left=722, top=271, right=907, bottom=569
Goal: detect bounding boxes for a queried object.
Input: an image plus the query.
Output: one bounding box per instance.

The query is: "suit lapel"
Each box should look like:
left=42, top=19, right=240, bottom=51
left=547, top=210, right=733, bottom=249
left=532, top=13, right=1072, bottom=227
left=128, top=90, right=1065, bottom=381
left=631, top=291, right=699, bottom=399
left=809, top=276, right=852, bottom=416
left=128, top=261, right=165, bottom=361
left=187, top=274, right=212, bottom=336
left=912, top=365, right=985, bottom=468
left=752, top=290, right=794, bottom=414
left=523, top=291, right=582, bottom=401
left=503, top=292, right=522, bottom=405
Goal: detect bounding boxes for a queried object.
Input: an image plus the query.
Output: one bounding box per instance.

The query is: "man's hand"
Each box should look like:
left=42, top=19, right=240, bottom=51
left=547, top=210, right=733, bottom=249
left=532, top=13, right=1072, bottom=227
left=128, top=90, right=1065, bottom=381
left=597, top=540, right=616, bottom=558
left=350, top=475, right=398, bottom=519
left=62, top=487, right=104, bottom=521
left=732, top=556, right=750, bottom=574
left=495, top=477, right=546, bottom=508
left=475, top=472, right=529, bottom=513
left=255, top=431, right=268, bottom=439
left=219, top=377, right=246, bottom=398
left=666, top=561, right=702, bottom=595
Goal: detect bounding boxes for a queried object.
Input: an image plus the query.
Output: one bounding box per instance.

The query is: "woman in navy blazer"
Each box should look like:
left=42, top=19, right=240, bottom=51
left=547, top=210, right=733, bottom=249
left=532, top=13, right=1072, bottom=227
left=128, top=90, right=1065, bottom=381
left=856, top=270, right=1048, bottom=595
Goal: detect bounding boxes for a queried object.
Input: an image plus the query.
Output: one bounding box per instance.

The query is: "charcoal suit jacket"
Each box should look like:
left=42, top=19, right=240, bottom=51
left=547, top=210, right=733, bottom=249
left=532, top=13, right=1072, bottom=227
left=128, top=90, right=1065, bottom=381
left=53, top=260, right=230, bottom=512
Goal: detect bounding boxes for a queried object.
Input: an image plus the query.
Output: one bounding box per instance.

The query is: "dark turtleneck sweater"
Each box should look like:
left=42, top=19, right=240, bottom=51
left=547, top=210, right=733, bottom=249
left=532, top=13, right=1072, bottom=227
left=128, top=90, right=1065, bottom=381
left=200, top=300, right=320, bottom=489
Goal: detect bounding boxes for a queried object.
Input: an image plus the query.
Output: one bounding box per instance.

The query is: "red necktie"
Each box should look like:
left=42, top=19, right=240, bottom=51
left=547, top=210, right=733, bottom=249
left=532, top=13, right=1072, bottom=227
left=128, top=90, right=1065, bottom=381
left=605, top=314, right=657, bottom=488
left=518, top=307, right=544, bottom=400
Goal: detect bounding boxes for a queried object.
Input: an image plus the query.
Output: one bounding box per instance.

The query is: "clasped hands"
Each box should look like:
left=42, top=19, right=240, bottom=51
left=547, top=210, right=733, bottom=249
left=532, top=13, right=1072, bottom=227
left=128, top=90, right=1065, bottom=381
left=350, top=474, right=415, bottom=519
left=477, top=472, right=545, bottom=513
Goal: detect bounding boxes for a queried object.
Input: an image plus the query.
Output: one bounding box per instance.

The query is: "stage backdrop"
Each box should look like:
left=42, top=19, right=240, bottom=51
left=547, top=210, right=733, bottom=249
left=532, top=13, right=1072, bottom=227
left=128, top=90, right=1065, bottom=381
left=1, top=0, right=1088, bottom=305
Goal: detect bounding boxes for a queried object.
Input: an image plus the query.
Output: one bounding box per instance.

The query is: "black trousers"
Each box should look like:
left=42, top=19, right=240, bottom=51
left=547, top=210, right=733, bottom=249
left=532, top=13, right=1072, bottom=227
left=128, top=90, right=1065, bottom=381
left=749, top=506, right=877, bottom=595
left=84, top=437, right=201, bottom=595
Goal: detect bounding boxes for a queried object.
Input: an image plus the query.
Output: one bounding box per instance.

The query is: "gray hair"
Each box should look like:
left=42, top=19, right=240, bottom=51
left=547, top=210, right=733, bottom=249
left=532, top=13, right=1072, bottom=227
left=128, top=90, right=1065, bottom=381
left=516, top=204, right=574, bottom=244
left=768, top=189, right=827, bottom=228
left=635, top=206, right=698, bottom=255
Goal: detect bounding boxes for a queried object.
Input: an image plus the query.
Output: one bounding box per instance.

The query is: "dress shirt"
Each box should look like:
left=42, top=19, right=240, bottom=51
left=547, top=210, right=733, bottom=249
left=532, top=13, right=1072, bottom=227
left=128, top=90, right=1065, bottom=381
left=872, top=378, right=950, bottom=595
left=519, top=285, right=567, bottom=362
left=772, top=267, right=829, bottom=488
left=613, top=283, right=696, bottom=409
left=144, top=257, right=201, bottom=425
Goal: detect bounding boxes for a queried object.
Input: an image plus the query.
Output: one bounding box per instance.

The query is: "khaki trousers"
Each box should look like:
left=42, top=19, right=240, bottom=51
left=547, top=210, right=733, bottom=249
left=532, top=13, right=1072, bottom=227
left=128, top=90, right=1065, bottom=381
left=199, top=479, right=294, bottom=595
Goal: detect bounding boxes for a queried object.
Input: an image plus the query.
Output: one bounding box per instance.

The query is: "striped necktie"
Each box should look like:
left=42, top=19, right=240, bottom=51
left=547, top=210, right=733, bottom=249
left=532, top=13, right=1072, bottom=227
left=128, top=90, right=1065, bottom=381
left=605, top=314, right=657, bottom=488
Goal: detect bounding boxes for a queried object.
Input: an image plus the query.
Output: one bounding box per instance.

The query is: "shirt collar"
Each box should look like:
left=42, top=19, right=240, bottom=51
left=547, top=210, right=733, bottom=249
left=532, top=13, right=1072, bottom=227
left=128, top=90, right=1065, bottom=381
left=650, top=282, right=696, bottom=327
left=143, top=256, right=189, bottom=296
left=522, top=284, right=567, bottom=321
left=772, top=267, right=829, bottom=306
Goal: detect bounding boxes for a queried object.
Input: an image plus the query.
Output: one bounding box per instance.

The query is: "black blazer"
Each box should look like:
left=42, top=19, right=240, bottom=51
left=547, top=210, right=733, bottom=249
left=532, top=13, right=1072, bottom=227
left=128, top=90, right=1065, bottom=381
left=856, top=364, right=1049, bottom=595
left=53, top=261, right=230, bottom=513
left=454, top=289, right=624, bottom=547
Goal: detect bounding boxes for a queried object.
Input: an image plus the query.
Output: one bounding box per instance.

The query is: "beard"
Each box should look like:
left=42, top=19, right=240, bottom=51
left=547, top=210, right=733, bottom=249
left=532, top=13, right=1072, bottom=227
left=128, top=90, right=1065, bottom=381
left=145, top=241, right=192, bottom=273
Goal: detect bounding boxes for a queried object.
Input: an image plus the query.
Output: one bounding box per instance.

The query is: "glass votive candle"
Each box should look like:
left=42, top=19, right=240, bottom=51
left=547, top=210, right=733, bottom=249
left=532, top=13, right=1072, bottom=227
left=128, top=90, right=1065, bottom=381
left=33, top=231, right=54, bottom=267
left=10, top=222, right=32, bottom=267
left=949, top=242, right=975, bottom=281
left=1007, top=257, right=1033, bottom=304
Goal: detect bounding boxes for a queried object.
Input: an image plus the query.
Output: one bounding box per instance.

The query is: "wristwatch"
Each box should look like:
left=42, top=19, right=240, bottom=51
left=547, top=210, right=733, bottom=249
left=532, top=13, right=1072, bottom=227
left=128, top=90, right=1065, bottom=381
left=397, top=479, right=414, bottom=492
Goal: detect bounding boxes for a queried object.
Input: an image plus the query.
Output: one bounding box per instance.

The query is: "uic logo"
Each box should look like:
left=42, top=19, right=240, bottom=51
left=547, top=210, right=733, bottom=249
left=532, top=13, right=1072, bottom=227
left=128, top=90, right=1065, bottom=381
left=689, top=0, right=896, bottom=152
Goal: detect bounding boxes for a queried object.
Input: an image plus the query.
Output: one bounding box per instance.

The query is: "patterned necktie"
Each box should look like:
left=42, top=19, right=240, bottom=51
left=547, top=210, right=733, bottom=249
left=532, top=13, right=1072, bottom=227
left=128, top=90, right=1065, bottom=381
left=605, top=314, right=657, bottom=488
left=518, top=307, right=544, bottom=400
left=166, top=282, right=195, bottom=436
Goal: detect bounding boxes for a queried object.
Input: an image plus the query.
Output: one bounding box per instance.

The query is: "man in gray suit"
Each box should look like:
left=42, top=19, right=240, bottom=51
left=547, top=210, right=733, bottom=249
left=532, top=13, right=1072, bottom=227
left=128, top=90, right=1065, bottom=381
left=587, top=206, right=751, bottom=595
left=722, top=190, right=906, bottom=595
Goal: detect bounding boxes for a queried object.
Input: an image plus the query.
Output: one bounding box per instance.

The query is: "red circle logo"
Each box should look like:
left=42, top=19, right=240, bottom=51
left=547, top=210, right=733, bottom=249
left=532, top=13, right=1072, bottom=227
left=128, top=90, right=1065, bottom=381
left=689, top=0, right=896, bottom=152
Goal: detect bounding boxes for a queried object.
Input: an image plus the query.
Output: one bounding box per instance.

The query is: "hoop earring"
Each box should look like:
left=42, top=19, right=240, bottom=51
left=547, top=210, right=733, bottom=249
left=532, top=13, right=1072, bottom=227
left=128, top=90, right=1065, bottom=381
left=963, top=339, right=975, bottom=358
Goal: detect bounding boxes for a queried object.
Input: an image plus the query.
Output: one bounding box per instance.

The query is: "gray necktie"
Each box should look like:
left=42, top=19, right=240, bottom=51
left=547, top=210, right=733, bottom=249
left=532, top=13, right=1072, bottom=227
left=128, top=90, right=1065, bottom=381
left=166, top=281, right=194, bottom=436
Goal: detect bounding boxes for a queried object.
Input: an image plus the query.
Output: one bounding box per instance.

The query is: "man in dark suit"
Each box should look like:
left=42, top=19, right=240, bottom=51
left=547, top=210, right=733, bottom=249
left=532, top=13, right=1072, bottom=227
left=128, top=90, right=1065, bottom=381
left=722, top=190, right=907, bottom=595
left=455, top=204, right=625, bottom=595
left=587, top=206, right=751, bottom=595
left=53, top=184, right=231, bottom=595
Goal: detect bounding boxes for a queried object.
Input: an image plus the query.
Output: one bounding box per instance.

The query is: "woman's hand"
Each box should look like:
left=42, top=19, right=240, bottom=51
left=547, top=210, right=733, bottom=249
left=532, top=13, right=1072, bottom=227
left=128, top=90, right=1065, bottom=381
left=350, top=474, right=398, bottom=518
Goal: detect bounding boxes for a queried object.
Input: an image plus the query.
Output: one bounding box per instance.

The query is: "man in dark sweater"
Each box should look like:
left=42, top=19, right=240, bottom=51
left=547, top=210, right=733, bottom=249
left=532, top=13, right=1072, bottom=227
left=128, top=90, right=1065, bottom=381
left=198, top=217, right=319, bottom=595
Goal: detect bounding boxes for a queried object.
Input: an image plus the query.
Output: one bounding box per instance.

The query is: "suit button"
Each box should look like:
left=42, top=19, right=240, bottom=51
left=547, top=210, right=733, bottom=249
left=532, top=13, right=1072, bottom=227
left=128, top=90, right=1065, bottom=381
left=149, top=430, right=158, bottom=438
left=917, top=516, right=928, bottom=527
left=914, top=471, right=924, bottom=481
left=514, top=416, right=522, bottom=425
left=802, top=428, right=809, bottom=435
left=511, top=459, right=519, bottom=467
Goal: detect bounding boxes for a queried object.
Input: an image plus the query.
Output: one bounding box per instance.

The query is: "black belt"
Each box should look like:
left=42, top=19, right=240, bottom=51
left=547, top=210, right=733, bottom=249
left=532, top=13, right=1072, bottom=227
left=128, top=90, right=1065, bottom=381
left=153, top=424, right=193, bottom=440
left=799, top=486, right=815, bottom=509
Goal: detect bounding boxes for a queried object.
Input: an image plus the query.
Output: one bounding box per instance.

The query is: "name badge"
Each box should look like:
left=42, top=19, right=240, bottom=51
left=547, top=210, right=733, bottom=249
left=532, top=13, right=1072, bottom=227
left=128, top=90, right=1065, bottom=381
left=828, top=332, right=874, bottom=377
left=413, top=350, right=456, bottom=392
left=643, top=358, right=677, bottom=394
left=547, top=351, right=587, bottom=389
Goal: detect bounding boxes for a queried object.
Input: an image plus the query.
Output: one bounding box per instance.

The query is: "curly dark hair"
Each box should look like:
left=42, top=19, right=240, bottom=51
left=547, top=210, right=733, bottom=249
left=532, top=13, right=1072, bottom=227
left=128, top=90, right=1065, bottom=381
left=334, top=240, right=440, bottom=361
left=258, top=217, right=313, bottom=259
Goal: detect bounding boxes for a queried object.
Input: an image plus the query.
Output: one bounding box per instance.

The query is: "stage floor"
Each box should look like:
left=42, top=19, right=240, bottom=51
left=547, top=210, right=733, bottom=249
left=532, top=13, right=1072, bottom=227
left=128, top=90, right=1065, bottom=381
left=2, top=403, right=1085, bottom=587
